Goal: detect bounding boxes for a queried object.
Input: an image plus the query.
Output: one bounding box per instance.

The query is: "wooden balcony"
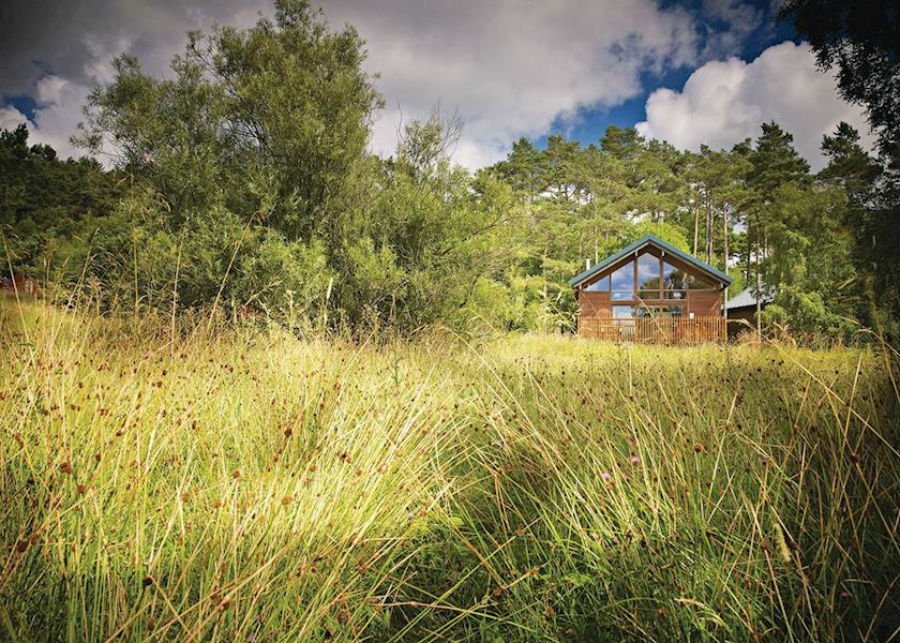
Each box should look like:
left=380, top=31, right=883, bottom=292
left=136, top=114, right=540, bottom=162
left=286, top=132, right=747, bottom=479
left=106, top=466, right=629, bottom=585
left=577, top=315, right=726, bottom=345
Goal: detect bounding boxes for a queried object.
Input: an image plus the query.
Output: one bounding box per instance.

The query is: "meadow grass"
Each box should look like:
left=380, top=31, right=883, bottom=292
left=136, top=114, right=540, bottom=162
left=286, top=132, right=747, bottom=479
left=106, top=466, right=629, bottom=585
left=1, top=301, right=898, bottom=642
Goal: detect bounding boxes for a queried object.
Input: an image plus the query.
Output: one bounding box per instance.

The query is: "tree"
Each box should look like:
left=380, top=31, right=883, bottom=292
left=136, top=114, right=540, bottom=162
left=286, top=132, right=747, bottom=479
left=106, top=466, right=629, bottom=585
left=73, top=0, right=381, bottom=321
left=0, top=125, right=120, bottom=273
left=780, top=0, right=900, bottom=338
left=779, top=0, right=900, bottom=157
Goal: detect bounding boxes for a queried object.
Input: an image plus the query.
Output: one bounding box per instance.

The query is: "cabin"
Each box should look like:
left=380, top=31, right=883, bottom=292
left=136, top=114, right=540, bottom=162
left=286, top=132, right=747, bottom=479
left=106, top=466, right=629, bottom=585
left=0, top=273, right=42, bottom=298
left=569, top=235, right=733, bottom=344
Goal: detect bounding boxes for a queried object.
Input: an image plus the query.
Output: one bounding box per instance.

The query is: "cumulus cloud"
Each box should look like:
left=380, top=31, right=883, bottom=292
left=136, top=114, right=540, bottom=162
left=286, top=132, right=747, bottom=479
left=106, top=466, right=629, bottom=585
left=0, top=105, right=28, bottom=131
left=2, top=0, right=830, bottom=169
left=0, top=0, right=268, bottom=159
left=1, top=0, right=708, bottom=165
left=320, top=0, right=700, bottom=167
left=636, top=41, right=872, bottom=170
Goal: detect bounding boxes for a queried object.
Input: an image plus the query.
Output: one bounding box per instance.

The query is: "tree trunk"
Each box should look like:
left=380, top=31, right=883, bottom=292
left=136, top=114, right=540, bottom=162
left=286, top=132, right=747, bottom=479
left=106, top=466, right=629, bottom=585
left=723, top=207, right=729, bottom=337
left=692, top=199, right=699, bottom=256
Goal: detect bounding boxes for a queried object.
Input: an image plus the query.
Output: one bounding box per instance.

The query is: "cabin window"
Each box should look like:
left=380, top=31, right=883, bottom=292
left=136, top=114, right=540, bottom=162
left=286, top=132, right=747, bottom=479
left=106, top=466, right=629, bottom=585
left=584, top=275, right=609, bottom=292
left=689, top=273, right=718, bottom=289
left=663, top=261, right=691, bottom=299
left=612, top=305, right=633, bottom=318
left=610, top=262, right=634, bottom=301
left=638, top=254, right=662, bottom=299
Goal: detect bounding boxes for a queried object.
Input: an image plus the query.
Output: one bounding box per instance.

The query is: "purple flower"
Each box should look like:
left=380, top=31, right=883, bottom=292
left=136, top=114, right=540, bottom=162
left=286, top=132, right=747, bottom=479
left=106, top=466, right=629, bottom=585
left=600, top=471, right=612, bottom=482
left=630, top=454, right=640, bottom=465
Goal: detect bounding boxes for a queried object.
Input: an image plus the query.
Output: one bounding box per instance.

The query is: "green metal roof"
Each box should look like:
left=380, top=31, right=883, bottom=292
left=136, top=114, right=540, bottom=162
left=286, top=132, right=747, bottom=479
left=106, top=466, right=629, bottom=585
left=725, top=286, right=775, bottom=310
left=569, top=234, right=733, bottom=287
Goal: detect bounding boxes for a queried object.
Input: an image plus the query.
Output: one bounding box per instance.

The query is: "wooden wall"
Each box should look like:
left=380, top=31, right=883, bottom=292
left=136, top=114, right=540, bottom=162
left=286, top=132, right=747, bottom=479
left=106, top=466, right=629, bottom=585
left=686, top=290, right=721, bottom=316
left=578, top=292, right=611, bottom=317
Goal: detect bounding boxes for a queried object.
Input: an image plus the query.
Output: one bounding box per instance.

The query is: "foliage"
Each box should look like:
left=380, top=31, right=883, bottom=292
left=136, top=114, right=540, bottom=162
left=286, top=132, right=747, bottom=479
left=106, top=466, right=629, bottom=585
left=779, top=0, right=900, bottom=337
left=0, top=124, right=121, bottom=270
left=778, top=0, right=900, bottom=158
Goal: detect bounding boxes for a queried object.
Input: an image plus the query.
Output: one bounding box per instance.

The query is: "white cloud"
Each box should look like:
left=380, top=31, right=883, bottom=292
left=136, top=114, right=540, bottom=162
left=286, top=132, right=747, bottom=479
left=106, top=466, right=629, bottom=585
left=0, top=0, right=269, bottom=160
left=0, top=77, right=92, bottom=158
left=0, top=105, right=28, bottom=131
left=636, top=41, right=872, bottom=170
left=322, top=0, right=700, bottom=167
left=0, top=0, right=778, bottom=168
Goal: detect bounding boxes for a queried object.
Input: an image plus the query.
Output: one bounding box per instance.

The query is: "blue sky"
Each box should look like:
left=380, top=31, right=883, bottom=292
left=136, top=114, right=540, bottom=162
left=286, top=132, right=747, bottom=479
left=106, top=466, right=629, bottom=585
left=0, top=0, right=869, bottom=169
left=542, top=0, right=800, bottom=148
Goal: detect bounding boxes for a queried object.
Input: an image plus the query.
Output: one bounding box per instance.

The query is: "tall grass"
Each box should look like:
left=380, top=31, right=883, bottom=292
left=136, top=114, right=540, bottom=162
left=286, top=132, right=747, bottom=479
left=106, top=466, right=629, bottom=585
left=1, top=302, right=898, bottom=642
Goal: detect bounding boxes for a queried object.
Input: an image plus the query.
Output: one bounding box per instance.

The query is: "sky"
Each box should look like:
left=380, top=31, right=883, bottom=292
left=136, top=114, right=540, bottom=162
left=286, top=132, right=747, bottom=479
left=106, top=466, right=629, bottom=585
left=0, top=0, right=873, bottom=171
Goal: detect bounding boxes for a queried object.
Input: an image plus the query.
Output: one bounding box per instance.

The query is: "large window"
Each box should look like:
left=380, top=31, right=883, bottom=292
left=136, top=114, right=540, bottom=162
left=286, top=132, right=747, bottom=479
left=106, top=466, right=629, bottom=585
left=590, top=252, right=719, bottom=313
left=610, top=262, right=634, bottom=301
left=638, top=254, right=662, bottom=299
left=690, top=273, right=718, bottom=289
left=663, top=261, right=688, bottom=299
left=584, top=275, right=609, bottom=292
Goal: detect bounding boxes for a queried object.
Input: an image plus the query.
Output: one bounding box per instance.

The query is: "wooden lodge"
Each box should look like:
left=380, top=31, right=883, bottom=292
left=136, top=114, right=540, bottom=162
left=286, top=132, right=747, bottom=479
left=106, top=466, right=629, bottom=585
left=570, top=235, right=733, bottom=344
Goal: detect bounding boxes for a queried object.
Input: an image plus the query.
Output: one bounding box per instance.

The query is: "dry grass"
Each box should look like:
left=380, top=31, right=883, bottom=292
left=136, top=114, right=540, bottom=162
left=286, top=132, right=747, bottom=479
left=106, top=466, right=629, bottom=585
left=1, top=303, right=898, bottom=642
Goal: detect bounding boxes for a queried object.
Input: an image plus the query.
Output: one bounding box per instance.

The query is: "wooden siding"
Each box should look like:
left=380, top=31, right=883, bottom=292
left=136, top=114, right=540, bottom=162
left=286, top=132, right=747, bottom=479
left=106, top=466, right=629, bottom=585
left=686, top=290, right=721, bottom=316
left=578, top=291, right=611, bottom=317
left=577, top=315, right=726, bottom=344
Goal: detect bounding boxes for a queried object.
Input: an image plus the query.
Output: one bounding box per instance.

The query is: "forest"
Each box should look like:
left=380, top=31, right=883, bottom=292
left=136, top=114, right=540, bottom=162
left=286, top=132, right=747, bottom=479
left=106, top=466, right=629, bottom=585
left=2, top=0, right=898, bottom=342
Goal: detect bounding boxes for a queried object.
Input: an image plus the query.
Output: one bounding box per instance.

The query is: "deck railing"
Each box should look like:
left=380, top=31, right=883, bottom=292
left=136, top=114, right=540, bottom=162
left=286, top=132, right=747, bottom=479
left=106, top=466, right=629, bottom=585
left=577, top=315, right=726, bottom=345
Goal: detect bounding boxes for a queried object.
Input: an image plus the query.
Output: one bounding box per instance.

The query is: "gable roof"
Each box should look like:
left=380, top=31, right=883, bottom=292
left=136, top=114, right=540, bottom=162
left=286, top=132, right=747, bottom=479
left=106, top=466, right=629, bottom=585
left=725, top=287, right=776, bottom=311
left=569, top=234, right=733, bottom=288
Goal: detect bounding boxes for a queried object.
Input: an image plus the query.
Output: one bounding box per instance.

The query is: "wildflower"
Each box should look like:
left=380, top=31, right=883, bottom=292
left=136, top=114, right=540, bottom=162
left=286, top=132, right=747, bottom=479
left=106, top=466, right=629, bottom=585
left=60, top=462, right=73, bottom=475
left=629, top=454, right=640, bottom=465
left=693, top=443, right=706, bottom=454
left=232, top=469, right=241, bottom=480
left=600, top=471, right=612, bottom=482
left=281, top=495, right=293, bottom=506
